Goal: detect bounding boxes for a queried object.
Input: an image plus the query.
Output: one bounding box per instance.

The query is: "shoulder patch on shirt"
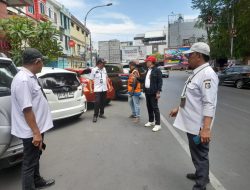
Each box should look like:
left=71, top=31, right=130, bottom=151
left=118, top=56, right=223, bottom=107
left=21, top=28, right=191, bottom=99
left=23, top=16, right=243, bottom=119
left=205, top=82, right=211, bottom=89
left=203, top=79, right=211, bottom=82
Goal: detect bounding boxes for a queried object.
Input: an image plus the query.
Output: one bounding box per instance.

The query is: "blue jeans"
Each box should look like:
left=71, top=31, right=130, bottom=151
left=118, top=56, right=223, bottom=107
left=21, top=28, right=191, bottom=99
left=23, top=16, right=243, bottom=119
left=128, top=95, right=140, bottom=117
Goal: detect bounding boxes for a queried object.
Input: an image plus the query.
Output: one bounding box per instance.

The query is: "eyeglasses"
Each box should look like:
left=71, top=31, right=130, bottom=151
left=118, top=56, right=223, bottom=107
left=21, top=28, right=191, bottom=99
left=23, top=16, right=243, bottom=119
left=186, top=52, right=195, bottom=59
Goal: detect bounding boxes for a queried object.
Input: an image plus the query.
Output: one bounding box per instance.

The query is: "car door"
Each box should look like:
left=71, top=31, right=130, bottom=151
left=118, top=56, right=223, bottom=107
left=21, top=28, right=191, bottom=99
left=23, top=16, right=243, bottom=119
left=221, top=67, right=235, bottom=84
left=0, top=59, right=17, bottom=157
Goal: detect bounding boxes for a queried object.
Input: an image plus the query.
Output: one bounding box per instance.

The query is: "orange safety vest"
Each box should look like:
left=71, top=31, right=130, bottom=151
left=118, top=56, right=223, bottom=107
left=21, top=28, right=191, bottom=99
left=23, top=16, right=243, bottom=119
left=128, top=69, right=141, bottom=94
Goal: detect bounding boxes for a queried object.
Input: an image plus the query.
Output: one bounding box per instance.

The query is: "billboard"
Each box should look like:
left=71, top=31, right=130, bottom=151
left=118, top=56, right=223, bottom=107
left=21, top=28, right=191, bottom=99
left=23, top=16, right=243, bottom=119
left=121, top=46, right=147, bottom=62
left=164, top=46, right=190, bottom=65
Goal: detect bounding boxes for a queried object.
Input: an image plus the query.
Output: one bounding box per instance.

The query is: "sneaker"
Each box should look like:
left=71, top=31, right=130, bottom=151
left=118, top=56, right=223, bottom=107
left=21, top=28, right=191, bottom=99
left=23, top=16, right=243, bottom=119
left=133, top=117, right=140, bottom=123
left=152, top=125, right=161, bottom=132
left=35, top=177, right=55, bottom=189
left=144, top=122, right=155, bottom=127
left=129, top=115, right=136, bottom=118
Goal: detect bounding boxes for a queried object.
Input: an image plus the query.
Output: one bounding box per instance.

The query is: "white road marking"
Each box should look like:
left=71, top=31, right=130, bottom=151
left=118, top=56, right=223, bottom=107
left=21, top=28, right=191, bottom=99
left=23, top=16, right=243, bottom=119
left=161, top=114, right=227, bottom=190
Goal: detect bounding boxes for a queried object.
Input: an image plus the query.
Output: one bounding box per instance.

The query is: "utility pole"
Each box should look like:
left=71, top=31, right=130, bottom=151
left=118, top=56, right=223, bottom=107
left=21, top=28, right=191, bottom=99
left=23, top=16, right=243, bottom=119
left=230, top=0, right=235, bottom=58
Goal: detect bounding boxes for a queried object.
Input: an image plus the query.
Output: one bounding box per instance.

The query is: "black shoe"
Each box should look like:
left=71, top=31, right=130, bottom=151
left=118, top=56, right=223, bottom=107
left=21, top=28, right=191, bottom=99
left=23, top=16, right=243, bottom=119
left=187, top=173, right=210, bottom=183
left=99, top=115, right=107, bottom=119
left=93, top=116, right=97, bottom=122
left=129, top=115, right=136, bottom=118
left=35, top=177, right=55, bottom=189
left=186, top=173, right=197, bottom=181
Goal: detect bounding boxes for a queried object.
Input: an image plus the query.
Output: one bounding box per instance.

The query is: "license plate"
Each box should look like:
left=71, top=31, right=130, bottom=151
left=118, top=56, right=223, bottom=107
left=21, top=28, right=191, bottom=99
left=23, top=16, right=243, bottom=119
left=57, top=92, right=74, bottom=100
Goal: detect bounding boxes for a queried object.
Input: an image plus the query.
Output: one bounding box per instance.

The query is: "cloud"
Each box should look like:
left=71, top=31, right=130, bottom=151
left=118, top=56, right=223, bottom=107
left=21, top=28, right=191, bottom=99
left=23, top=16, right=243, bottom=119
left=56, top=0, right=87, bottom=9
left=87, top=12, right=167, bottom=43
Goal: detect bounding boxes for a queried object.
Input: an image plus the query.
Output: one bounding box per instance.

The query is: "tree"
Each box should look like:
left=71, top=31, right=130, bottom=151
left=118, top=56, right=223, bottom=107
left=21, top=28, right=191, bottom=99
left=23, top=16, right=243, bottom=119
left=192, top=0, right=250, bottom=60
left=0, top=16, right=63, bottom=65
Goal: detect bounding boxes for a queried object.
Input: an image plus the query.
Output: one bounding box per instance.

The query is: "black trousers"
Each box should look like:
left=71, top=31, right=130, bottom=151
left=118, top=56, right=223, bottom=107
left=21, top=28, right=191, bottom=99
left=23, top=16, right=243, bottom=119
left=187, top=133, right=210, bottom=190
left=145, top=93, right=161, bottom=125
left=22, top=134, right=44, bottom=190
left=94, top=91, right=107, bottom=117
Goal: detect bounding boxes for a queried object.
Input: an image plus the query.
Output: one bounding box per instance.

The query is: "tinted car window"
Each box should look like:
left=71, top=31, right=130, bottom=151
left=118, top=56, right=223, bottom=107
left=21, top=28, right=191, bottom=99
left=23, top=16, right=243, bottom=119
left=243, top=67, right=250, bottom=72
left=39, top=73, right=80, bottom=92
left=0, top=60, right=17, bottom=97
left=233, top=67, right=242, bottom=72
left=225, top=68, right=234, bottom=73
left=105, top=65, right=122, bottom=73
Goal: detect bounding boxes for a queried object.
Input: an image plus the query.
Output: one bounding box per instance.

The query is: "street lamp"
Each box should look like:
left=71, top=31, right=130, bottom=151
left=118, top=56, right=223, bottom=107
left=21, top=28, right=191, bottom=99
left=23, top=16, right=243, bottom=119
left=84, top=3, right=113, bottom=67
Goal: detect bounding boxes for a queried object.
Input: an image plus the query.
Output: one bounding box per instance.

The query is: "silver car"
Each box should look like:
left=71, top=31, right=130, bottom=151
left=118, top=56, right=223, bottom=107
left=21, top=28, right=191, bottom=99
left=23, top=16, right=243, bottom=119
left=0, top=55, right=23, bottom=169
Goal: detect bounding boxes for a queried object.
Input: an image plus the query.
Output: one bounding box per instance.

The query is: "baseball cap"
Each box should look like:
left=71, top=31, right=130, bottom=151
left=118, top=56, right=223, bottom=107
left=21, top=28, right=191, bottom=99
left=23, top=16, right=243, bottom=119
left=97, top=58, right=106, bottom=64
left=183, top=42, right=210, bottom=56
left=22, top=48, right=45, bottom=64
left=145, top=56, right=157, bottom=63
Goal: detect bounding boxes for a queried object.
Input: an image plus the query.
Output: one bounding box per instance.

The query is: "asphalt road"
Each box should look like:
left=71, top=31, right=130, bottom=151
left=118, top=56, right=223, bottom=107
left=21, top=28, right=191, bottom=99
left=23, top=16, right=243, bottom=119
left=0, top=71, right=249, bottom=190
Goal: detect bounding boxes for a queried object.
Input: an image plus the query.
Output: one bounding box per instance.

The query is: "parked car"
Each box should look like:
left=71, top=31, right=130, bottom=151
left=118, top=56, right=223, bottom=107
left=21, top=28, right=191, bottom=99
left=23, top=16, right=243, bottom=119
left=0, top=55, right=23, bottom=169
left=65, top=68, right=115, bottom=104
left=218, top=65, right=250, bottom=89
left=37, top=67, right=87, bottom=120
left=159, top=66, right=169, bottom=78
left=122, top=63, right=130, bottom=74
left=105, top=63, right=129, bottom=97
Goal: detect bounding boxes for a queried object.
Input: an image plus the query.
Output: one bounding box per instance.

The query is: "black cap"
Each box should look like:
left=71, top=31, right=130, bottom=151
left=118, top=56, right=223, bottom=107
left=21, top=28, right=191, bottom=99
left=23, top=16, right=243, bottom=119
left=97, top=58, right=106, bottom=65
left=22, top=48, right=44, bottom=64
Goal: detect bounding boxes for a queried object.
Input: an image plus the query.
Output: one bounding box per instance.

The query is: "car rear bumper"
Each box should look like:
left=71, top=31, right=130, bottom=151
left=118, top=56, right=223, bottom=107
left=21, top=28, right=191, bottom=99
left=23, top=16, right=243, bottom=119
left=0, top=143, right=23, bottom=169
left=52, top=101, right=87, bottom=121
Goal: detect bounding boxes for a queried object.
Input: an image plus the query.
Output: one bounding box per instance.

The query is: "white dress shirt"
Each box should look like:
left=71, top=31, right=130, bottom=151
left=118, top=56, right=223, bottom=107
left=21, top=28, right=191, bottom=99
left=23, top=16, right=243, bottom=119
left=173, top=63, right=219, bottom=135
left=11, top=67, right=53, bottom=138
left=145, top=68, right=152, bottom=88
left=89, top=67, right=108, bottom=92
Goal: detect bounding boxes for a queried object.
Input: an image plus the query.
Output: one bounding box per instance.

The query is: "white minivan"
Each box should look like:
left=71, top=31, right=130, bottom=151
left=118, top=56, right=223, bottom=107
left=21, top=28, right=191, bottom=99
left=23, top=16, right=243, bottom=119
left=0, top=55, right=23, bottom=169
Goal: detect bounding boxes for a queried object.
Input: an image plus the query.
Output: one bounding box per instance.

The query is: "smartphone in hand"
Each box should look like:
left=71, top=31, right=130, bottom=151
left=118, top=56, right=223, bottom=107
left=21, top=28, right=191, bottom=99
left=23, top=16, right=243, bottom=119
left=193, top=135, right=201, bottom=145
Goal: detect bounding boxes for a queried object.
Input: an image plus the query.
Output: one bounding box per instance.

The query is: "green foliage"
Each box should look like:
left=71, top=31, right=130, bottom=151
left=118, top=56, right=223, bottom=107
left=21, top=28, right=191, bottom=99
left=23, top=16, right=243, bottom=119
left=0, top=17, right=63, bottom=65
left=192, top=0, right=250, bottom=59
left=151, top=53, right=164, bottom=61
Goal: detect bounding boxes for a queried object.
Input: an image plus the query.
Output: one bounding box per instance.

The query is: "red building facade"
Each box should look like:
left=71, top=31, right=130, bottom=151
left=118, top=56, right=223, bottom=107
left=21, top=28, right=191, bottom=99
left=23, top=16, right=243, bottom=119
left=25, top=0, right=48, bottom=21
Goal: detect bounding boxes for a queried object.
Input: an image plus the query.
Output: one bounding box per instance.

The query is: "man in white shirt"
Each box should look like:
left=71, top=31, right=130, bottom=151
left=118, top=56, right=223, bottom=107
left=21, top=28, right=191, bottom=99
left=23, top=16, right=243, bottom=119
left=169, top=42, right=219, bottom=190
left=89, top=58, right=110, bottom=123
left=11, top=48, right=55, bottom=190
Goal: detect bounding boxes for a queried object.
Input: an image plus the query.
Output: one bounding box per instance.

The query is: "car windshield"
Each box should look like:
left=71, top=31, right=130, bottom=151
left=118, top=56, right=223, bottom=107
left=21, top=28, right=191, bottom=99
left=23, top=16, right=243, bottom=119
left=39, top=73, right=80, bottom=93
left=105, top=65, right=123, bottom=73
left=0, top=60, right=17, bottom=97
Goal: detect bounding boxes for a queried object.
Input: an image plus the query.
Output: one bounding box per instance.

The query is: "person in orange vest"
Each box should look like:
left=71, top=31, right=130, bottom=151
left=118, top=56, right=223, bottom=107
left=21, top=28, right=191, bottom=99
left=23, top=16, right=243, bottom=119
left=128, top=60, right=142, bottom=123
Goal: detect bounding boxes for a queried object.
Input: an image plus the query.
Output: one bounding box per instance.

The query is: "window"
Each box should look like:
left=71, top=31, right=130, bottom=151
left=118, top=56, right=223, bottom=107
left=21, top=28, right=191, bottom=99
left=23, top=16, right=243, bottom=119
left=77, top=44, right=81, bottom=55
left=39, top=73, right=80, bottom=92
left=48, top=8, right=52, bottom=18
left=233, top=67, right=242, bottom=73
left=28, top=5, right=34, bottom=14
left=0, top=60, right=17, bottom=97
left=40, top=3, right=45, bottom=14
left=81, top=30, right=85, bottom=35
left=105, top=65, right=122, bottom=73
left=65, top=36, right=70, bottom=50
left=71, top=22, right=74, bottom=28
left=76, top=26, right=80, bottom=31
left=54, top=12, right=57, bottom=24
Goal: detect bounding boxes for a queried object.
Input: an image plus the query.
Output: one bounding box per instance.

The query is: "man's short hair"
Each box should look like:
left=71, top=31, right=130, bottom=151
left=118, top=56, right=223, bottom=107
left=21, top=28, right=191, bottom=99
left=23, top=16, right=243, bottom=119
left=201, top=54, right=210, bottom=62
left=129, top=61, right=137, bottom=67
left=22, top=48, right=44, bottom=65
left=96, top=58, right=106, bottom=65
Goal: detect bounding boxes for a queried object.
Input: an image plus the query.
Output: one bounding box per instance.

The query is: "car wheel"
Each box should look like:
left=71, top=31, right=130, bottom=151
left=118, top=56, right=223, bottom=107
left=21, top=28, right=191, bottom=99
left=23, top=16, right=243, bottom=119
left=236, top=80, right=244, bottom=89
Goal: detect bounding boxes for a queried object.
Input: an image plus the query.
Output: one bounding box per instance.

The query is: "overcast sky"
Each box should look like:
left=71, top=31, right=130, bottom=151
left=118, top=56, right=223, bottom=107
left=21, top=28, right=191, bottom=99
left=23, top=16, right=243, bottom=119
left=57, top=0, right=199, bottom=45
